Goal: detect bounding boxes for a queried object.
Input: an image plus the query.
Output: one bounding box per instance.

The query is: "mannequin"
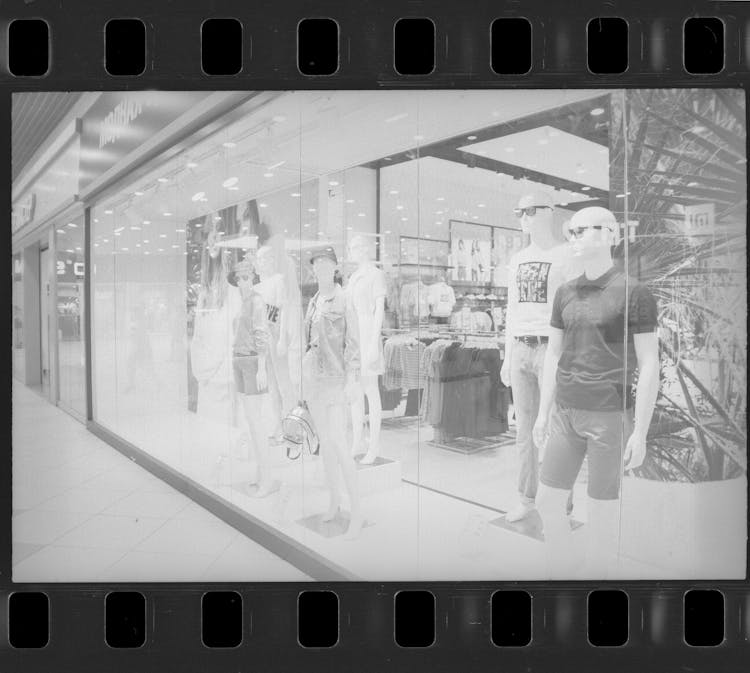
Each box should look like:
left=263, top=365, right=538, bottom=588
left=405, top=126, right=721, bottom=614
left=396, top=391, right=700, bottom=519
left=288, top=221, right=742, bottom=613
left=500, top=191, right=574, bottom=523
left=534, top=207, right=660, bottom=578
left=303, top=248, right=365, bottom=539
left=345, top=235, right=387, bottom=465
left=254, top=244, right=296, bottom=440
left=228, top=259, right=276, bottom=497
left=427, top=274, right=456, bottom=325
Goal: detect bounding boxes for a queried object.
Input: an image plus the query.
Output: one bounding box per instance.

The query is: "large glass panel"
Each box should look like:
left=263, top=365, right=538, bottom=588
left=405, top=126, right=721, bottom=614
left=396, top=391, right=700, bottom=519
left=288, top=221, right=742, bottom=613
left=614, top=89, right=747, bottom=579
left=55, top=215, right=86, bottom=416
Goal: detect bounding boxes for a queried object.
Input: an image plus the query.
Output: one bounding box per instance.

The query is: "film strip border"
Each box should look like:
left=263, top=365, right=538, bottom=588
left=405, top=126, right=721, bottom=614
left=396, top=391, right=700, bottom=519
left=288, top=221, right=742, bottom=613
left=1, top=1, right=750, bottom=83
left=2, top=587, right=747, bottom=652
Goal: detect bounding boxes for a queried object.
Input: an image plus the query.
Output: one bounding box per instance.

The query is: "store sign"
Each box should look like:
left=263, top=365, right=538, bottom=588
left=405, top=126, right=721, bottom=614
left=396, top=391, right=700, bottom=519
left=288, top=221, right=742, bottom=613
left=79, top=91, right=212, bottom=190
left=684, top=203, right=715, bottom=237
left=57, top=259, right=85, bottom=282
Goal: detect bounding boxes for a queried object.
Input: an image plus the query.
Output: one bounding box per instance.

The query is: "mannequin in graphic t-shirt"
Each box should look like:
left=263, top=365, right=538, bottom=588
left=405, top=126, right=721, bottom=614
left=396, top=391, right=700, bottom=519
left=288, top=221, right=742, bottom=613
left=500, top=191, right=576, bottom=523
left=345, top=235, right=387, bottom=465
left=253, top=243, right=296, bottom=441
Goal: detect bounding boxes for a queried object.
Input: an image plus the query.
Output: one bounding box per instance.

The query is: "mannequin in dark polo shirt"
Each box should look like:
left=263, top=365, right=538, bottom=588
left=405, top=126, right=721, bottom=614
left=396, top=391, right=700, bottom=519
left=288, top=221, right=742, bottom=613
left=533, top=207, right=660, bottom=579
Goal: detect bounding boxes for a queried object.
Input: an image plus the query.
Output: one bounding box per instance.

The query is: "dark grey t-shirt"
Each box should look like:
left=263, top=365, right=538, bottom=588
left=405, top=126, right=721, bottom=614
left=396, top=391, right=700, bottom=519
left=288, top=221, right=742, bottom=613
left=550, top=266, right=658, bottom=411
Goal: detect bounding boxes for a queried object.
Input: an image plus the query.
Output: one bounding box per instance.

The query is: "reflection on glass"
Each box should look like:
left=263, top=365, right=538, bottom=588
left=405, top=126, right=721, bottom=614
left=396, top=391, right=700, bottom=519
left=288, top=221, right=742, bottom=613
left=12, top=253, right=24, bottom=382
left=56, top=218, right=86, bottom=417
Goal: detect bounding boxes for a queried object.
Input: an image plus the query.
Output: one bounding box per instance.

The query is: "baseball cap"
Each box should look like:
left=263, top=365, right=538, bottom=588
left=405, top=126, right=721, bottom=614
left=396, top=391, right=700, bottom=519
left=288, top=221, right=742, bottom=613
left=309, top=246, right=338, bottom=265
left=517, top=191, right=555, bottom=210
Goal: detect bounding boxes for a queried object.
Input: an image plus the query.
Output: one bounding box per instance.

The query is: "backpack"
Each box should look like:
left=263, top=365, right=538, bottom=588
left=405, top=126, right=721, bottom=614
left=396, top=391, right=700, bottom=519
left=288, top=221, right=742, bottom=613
left=282, top=401, right=320, bottom=460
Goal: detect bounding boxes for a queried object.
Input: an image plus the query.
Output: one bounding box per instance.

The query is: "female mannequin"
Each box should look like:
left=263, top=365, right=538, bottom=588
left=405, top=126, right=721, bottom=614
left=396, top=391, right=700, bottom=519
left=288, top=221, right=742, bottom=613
left=229, top=259, right=276, bottom=497
left=345, top=235, right=387, bottom=465
left=254, top=244, right=296, bottom=440
left=303, top=248, right=364, bottom=539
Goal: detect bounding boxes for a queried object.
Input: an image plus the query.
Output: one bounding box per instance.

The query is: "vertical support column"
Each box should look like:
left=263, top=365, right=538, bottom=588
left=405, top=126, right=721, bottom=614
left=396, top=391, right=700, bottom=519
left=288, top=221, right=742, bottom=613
left=84, top=206, right=93, bottom=422
left=22, top=243, right=41, bottom=386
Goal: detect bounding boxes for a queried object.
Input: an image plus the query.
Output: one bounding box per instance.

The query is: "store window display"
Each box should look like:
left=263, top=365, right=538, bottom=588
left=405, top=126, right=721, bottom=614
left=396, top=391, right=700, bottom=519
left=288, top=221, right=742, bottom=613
left=345, top=235, right=387, bottom=464
left=254, top=241, right=300, bottom=440
left=534, top=207, right=660, bottom=579
left=427, top=275, right=455, bottom=324
left=500, top=191, right=576, bottom=523
left=303, top=247, right=365, bottom=539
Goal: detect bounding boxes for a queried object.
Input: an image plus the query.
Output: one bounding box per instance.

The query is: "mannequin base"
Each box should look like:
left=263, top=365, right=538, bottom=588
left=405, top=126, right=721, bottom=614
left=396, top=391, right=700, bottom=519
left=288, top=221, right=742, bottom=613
left=489, top=510, right=584, bottom=542
left=297, top=510, right=374, bottom=538
left=349, top=456, right=401, bottom=496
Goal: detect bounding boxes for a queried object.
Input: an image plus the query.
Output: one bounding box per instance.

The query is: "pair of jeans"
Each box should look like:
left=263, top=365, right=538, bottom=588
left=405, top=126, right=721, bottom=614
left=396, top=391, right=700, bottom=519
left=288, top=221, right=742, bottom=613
left=509, top=340, right=546, bottom=501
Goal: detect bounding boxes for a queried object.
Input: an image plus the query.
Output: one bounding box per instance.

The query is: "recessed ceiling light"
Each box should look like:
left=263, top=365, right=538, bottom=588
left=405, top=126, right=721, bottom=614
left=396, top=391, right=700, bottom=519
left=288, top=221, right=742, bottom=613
left=396, top=205, right=404, bottom=210
left=222, top=141, right=236, bottom=148
left=389, top=190, right=399, bottom=195
left=157, top=177, right=169, bottom=183
left=328, top=180, right=339, bottom=186
left=413, top=134, right=424, bottom=141
left=259, top=203, right=268, bottom=209
left=114, top=227, right=124, bottom=233
left=160, top=234, right=167, bottom=238
left=467, top=135, right=477, bottom=140
left=436, top=210, right=443, bottom=215
left=505, top=147, right=515, bottom=153
left=57, top=229, right=65, bottom=234
left=263, top=172, right=274, bottom=178
left=175, top=228, right=185, bottom=233
left=291, top=192, right=301, bottom=198
left=142, top=220, right=151, bottom=225
left=103, top=239, right=109, bottom=243
left=134, top=191, right=144, bottom=196
left=385, top=230, right=392, bottom=234
left=425, top=234, right=431, bottom=238
left=192, top=192, right=206, bottom=202
left=143, top=239, right=150, bottom=243
left=94, top=219, right=99, bottom=223
left=272, top=115, right=286, bottom=123
left=303, top=223, right=311, bottom=228
left=591, top=107, right=605, bottom=116
left=144, top=251, right=150, bottom=255
left=472, top=215, right=479, bottom=219
left=576, top=168, right=586, bottom=175
left=94, top=243, right=99, bottom=248
left=436, top=197, right=445, bottom=201
left=222, top=177, right=239, bottom=189
left=121, top=247, right=129, bottom=252
left=130, top=226, right=141, bottom=231
left=114, top=232, right=121, bottom=236
left=283, top=229, right=288, bottom=233
left=308, top=208, right=316, bottom=213
left=560, top=202, right=568, bottom=206
left=346, top=226, right=353, bottom=231
left=135, top=244, right=141, bottom=248
left=537, top=138, right=549, bottom=145
left=358, top=212, right=366, bottom=217
left=401, top=217, right=408, bottom=221
left=581, top=186, right=591, bottom=191
left=477, top=204, right=485, bottom=208
left=186, top=162, right=198, bottom=169
left=345, top=199, right=355, bottom=204
left=157, top=248, right=164, bottom=252
left=172, top=245, right=179, bottom=249
left=104, top=209, right=113, bottom=215
left=163, top=212, right=172, bottom=217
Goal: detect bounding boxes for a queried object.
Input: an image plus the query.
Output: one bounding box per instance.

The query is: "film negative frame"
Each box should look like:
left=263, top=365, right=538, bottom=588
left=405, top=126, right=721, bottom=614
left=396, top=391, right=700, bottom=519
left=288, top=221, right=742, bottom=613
left=1, top=0, right=748, bottom=670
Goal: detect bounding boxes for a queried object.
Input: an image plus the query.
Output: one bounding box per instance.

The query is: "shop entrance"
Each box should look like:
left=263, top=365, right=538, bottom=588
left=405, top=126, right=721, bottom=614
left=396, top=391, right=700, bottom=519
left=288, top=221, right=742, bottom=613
left=39, top=245, right=52, bottom=400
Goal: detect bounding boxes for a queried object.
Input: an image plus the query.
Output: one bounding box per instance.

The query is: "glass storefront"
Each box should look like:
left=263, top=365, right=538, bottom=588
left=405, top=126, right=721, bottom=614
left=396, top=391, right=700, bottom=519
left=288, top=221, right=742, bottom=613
left=12, top=252, right=24, bottom=382
left=55, top=214, right=87, bottom=417
left=69, top=89, right=750, bottom=579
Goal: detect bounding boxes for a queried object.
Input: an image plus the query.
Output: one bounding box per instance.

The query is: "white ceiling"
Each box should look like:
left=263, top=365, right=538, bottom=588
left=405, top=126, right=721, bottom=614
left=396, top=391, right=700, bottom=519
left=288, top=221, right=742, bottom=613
left=458, top=125, right=609, bottom=191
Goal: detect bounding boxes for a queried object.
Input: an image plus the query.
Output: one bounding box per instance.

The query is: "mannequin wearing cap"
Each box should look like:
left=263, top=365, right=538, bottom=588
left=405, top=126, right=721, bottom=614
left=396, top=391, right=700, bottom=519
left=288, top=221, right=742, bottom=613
left=229, top=259, right=277, bottom=497
left=501, top=191, right=575, bottom=523
left=303, top=247, right=365, bottom=539
left=345, top=235, right=387, bottom=464
left=533, top=207, right=660, bottom=579
left=254, top=243, right=298, bottom=441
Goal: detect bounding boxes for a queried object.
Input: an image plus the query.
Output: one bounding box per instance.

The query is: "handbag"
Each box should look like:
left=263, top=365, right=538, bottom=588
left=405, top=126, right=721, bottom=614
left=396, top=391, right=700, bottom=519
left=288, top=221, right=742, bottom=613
left=281, top=401, right=320, bottom=460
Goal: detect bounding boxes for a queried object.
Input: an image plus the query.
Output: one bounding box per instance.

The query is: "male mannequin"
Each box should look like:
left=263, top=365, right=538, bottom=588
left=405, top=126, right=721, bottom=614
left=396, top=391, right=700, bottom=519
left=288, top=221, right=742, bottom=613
left=501, top=192, right=573, bottom=522
left=345, top=235, right=387, bottom=464
left=534, top=207, right=660, bottom=579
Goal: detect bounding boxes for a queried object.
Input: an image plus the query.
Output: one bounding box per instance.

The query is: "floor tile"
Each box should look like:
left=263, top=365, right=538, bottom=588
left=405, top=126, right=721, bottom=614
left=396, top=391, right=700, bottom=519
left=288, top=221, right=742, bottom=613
left=13, top=546, right=126, bottom=583
left=33, top=487, right=133, bottom=515
left=13, top=542, right=45, bottom=564
left=54, top=514, right=167, bottom=551
left=99, top=550, right=217, bottom=582
left=102, top=491, right=192, bottom=519
left=135, top=517, right=238, bottom=556
left=13, top=509, right=93, bottom=545
left=200, top=536, right=310, bottom=581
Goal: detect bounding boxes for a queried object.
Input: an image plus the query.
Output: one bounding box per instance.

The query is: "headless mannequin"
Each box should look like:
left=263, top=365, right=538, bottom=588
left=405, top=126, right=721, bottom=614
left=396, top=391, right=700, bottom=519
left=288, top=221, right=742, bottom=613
left=255, top=245, right=295, bottom=439
left=346, top=236, right=386, bottom=465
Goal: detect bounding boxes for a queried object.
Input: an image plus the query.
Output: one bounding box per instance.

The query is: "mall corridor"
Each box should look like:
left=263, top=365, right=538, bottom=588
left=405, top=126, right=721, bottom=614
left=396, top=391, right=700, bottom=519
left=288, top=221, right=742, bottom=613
left=12, top=383, right=310, bottom=582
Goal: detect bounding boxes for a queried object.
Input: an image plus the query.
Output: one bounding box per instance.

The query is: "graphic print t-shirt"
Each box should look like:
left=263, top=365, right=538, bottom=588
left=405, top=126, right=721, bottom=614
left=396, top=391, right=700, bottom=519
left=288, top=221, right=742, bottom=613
left=505, top=242, right=575, bottom=337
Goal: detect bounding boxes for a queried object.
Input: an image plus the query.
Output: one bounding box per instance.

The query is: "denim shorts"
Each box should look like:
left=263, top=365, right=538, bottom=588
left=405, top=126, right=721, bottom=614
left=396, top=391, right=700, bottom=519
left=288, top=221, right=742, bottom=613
left=540, top=405, right=634, bottom=500
left=232, top=354, right=268, bottom=396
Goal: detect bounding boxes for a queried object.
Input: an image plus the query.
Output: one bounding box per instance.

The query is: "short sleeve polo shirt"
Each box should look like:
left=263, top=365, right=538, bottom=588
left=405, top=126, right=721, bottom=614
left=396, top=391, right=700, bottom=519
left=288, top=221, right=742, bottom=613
left=550, top=266, right=658, bottom=411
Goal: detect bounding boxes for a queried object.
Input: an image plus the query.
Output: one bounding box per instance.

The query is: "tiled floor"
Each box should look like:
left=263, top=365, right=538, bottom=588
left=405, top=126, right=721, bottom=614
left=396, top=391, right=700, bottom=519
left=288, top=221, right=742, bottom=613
left=12, top=383, right=310, bottom=582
